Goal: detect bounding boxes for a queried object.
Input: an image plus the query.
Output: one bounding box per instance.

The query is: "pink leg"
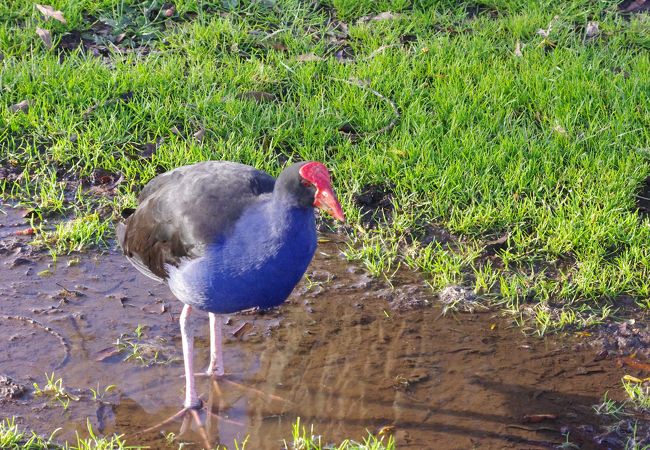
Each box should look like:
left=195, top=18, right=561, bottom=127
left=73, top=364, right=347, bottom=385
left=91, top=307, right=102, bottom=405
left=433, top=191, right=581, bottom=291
left=206, top=313, right=224, bottom=376
left=180, top=304, right=201, bottom=408
left=139, top=305, right=210, bottom=448
left=190, top=312, right=286, bottom=408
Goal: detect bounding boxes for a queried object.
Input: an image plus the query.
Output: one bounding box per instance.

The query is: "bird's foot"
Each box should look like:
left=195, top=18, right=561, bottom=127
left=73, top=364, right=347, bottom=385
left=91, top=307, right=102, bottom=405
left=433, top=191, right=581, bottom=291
left=139, top=400, right=243, bottom=449
left=139, top=403, right=211, bottom=449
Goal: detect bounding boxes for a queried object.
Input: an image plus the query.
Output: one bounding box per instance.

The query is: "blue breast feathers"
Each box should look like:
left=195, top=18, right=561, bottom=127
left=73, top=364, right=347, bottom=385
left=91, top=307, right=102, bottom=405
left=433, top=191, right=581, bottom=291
left=167, top=202, right=317, bottom=314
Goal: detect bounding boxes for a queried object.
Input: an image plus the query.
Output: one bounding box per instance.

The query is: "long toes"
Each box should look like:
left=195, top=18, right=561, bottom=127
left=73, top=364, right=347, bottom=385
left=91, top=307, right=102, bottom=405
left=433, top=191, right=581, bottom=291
left=188, top=409, right=212, bottom=449
left=139, top=407, right=212, bottom=449
left=139, top=408, right=191, bottom=434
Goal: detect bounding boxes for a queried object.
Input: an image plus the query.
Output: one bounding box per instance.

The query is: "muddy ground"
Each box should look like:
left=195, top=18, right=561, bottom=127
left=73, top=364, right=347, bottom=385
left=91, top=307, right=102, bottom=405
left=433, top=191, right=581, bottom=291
left=0, top=203, right=648, bottom=449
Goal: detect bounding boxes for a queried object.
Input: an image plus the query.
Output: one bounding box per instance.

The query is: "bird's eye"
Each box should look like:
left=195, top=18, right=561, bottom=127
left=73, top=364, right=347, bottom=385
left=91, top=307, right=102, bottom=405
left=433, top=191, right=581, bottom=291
left=301, top=179, right=311, bottom=187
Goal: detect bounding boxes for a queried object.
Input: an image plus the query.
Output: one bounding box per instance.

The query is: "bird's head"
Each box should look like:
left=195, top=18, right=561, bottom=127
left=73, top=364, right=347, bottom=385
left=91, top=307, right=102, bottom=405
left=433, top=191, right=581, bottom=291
left=297, top=162, right=345, bottom=222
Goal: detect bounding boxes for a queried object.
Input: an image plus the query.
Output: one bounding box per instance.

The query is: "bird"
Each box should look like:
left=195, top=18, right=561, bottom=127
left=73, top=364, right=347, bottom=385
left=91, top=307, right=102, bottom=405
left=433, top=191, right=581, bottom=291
left=116, top=160, right=345, bottom=441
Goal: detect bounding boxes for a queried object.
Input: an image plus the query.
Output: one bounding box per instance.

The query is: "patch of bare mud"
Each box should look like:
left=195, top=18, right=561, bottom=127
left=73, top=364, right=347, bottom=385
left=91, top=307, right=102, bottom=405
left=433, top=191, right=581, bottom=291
left=0, top=203, right=648, bottom=449
left=353, top=183, right=394, bottom=228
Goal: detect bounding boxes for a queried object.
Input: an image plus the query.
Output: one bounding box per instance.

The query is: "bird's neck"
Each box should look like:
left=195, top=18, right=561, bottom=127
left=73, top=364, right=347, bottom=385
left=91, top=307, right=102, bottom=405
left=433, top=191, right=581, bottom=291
left=267, top=194, right=315, bottom=237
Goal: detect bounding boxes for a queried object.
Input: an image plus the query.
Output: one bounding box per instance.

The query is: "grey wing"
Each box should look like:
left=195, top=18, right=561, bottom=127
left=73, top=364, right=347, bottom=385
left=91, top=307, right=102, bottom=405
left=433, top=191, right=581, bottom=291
left=117, top=161, right=275, bottom=280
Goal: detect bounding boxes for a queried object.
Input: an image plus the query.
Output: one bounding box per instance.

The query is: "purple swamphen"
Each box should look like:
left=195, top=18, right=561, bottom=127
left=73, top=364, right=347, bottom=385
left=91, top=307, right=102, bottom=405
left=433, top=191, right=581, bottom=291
left=117, top=160, right=345, bottom=439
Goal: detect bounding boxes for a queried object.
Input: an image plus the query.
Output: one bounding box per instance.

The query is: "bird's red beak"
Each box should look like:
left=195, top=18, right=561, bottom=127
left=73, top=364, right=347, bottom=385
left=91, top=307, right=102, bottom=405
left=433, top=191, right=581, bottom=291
left=314, top=186, right=345, bottom=222
left=299, top=162, right=345, bottom=222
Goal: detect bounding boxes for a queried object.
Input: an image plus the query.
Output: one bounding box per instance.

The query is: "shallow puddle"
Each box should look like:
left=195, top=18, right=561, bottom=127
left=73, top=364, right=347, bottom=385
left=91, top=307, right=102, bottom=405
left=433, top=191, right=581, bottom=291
left=0, top=204, right=631, bottom=449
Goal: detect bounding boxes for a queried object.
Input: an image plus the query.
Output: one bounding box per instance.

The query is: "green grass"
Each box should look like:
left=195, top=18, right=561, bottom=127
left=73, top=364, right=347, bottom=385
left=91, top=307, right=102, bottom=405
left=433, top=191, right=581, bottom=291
left=0, top=417, right=392, bottom=450
left=622, top=377, right=650, bottom=411
left=285, top=418, right=394, bottom=450
left=32, top=372, right=80, bottom=411
left=593, top=389, right=650, bottom=450
left=0, top=418, right=138, bottom=449
left=114, top=323, right=179, bottom=365
left=1, top=0, right=650, bottom=332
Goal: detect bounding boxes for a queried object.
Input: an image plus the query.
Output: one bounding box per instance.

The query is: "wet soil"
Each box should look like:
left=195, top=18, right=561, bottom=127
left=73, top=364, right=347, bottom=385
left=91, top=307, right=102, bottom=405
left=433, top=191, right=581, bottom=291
left=353, top=183, right=394, bottom=228
left=0, top=203, right=647, bottom=449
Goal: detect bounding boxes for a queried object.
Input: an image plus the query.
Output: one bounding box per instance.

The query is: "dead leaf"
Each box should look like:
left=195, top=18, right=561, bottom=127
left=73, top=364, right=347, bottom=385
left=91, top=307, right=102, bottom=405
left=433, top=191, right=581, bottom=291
left=19, top=209, right=36, bottom=218
left=193, top=128, right=205, bottom=143
left=404, top=370, right=429, bottom=384
left=553, top=124, right=567, bottom=135
left=377, top=425, right=396, bottom=436
left=484, top=232, right=509, bottom=252
left=232, top=322, right=253, bottom=338
left=359, top=11, right=400, bottom=23
left=15, top=228, right=35, bottom=236
left=271, top=42, right=288, bottom=52
left=594, top=349, right=608, bottom=361
left=36, top=27, right=52, bottom=49
left=623, top=374, right=650, bottom=383
left=522, top=414, right=558, bottom=423
left=35, top=4, right=66, bottom=24
left=95, top=346, right=121, bottom=362
left=536, top=15, right=558, bottom=39
left=235, top=91, right=277, bottom=103
left=297, top=53, right=324, bottom=62
left=575, top=366, right=605, bottom=375
left=88, top=173, right=124, bottom=196
left=373, top=11, right=400, bottom=20
left=620, top=356, right=650, bottom=373
left=9, top=100, right=30, bottom=113
left=585, top=21, right=599, bottom=38
left=514, top=41, right=523, bottom=57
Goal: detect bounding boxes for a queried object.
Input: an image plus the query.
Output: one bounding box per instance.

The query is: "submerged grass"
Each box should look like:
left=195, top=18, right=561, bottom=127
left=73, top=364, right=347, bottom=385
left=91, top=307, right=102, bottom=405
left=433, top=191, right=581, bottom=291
left=1, top=0, right=650, bottom=332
